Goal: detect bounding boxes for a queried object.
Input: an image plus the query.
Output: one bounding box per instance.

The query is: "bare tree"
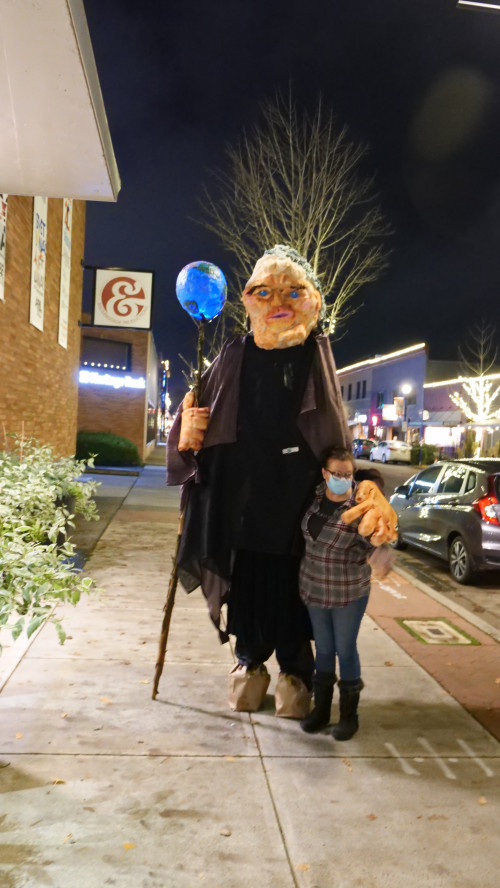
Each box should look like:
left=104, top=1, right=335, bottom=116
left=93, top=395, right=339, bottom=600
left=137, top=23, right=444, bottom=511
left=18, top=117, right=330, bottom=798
left=450, top=320, right=500, bottom=440
left=197, top=92, right=391, bottom=338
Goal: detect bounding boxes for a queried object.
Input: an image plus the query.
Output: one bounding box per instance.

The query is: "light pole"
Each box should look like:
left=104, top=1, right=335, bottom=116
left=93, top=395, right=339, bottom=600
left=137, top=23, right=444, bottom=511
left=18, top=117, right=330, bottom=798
left=400, top=383, right=412, bottom=441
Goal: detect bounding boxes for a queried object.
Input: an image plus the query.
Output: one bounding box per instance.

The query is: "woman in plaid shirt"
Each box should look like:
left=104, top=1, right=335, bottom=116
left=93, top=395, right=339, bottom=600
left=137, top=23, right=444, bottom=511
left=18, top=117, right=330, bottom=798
left=299, top=446, right=376, bottom=740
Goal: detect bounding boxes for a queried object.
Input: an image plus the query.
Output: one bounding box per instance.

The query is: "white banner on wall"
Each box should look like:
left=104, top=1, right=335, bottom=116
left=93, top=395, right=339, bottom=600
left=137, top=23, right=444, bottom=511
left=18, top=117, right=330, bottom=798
left=30, top=196, right=48, bottom=331
left=93, top=268, right=154, bottom=329
left=58, top=198, right=73, bottom=348
left=0, top=195, right=8, bottom=301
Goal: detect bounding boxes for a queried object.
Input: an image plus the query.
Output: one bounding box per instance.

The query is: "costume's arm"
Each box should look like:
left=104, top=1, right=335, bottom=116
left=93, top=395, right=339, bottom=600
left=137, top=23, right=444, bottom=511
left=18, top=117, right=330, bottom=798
left=342, top=480, right=398, bottom=546
left=166, top=398, right=198, bottom=486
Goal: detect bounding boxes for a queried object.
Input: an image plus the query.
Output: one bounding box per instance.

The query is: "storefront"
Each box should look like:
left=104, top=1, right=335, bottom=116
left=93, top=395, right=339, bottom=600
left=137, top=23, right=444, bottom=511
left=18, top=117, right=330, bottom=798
left=77, top=322, right=159, bottom=461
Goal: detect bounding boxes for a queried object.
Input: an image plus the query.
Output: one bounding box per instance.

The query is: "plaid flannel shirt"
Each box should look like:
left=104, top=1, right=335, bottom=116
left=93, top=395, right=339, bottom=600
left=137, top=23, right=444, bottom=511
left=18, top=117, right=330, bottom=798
left=299, top=482, right=372, bottom=608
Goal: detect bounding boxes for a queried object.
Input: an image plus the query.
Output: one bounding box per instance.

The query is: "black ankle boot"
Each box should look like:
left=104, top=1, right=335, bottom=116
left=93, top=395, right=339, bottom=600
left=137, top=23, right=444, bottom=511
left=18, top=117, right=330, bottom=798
left=331, top=679, right=364, bottom=741
left=300, top=672, right=336, bottom=733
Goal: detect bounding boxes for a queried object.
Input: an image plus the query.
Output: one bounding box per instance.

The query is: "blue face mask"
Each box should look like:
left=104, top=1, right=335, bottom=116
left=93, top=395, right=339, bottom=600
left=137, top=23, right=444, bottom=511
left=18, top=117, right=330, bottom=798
left=326, top=474, right=352, bottom=496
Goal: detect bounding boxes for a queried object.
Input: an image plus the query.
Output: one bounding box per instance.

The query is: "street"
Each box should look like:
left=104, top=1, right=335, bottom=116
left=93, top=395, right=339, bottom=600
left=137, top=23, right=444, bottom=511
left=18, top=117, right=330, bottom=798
left=357, top=458, right=500, bottom=632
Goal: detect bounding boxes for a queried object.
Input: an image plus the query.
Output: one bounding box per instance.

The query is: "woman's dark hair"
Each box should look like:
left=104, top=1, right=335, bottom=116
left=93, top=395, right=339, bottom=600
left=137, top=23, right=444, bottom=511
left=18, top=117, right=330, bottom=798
left=353, top=466, right=385, bottom=492
left=321, top=446, right=355, bottom=471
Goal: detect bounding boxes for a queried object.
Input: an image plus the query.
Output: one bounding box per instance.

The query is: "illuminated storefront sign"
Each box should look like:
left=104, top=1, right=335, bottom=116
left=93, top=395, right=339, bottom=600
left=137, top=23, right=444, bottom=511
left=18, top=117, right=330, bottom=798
left=382, top=404, right=397, bottom=421
left=79, top=369, right=146, bottom=390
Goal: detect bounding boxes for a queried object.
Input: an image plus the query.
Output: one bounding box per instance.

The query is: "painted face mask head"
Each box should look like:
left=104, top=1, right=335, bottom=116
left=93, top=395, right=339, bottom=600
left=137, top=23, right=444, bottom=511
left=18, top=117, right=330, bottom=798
left=241, top=248, right=323, bottom=350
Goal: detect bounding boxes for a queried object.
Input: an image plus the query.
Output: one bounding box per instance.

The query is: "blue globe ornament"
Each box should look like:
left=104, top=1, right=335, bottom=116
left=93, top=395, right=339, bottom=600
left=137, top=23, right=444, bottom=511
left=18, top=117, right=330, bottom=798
left=176, top=260, right=227, bottom=322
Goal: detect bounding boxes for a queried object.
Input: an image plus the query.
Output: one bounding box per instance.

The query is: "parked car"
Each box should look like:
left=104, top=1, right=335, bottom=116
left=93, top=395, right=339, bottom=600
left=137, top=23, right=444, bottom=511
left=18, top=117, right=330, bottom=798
left=389, top=458, right=500, bottom=584
left=352, top=438, right=376, bottom=459
left=369, top=439, right=412, bottom=464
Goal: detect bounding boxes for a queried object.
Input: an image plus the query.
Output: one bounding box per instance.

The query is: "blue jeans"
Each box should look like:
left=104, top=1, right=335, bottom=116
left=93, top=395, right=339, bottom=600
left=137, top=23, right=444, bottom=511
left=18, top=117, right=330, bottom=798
left=307, top=596, right=369, bottom=681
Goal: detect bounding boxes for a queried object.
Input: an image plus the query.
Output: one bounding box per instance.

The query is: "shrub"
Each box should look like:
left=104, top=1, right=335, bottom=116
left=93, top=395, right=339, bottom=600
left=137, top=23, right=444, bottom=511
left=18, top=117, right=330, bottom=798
left=0, top=436, right=100, bottom=654
left=76, top=431, right=142, bottom=467
left=411, top=443, right=438, bottom=465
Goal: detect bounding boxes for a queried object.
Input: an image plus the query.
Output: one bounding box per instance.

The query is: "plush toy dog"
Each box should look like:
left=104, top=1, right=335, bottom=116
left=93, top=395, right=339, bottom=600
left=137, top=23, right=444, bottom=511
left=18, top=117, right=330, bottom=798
left=342, top=480, right=398, bottom=546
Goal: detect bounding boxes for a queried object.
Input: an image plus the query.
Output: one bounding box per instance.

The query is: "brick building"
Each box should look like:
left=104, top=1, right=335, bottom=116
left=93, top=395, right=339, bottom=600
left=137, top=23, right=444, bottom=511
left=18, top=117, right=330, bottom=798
left=77, top=323, right=159, bottom=461
left=0, top=1, right=120, bottom=457
left=0, top=197, right=86, bottom=455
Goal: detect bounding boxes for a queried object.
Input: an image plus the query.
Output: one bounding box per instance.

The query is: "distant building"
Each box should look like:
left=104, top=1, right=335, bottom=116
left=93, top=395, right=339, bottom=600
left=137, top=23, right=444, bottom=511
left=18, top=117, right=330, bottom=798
left=77, top=321, right=159, bottom=461
left=337, top=343, right=500, bottom=454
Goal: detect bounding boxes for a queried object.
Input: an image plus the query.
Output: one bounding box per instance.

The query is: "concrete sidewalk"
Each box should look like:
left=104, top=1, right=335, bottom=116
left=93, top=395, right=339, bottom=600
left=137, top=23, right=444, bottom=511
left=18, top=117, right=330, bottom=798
left=0, top=463, right=499, bottom=888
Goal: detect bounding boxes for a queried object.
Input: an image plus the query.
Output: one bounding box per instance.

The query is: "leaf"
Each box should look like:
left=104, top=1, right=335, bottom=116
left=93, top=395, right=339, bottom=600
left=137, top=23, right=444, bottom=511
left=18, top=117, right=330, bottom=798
left=384, top=661, right=393, bottom=667
left=366, top=814, right=377, bottom=821
left=123, top=843, right=136, bottom=851
left=26, top=616, right=45, bottom=638
left=15, top=733, right=23, bottom=739
left=11, top=618, right=24, bottom=641
left=53, top=779, right=66, bottom=785
left=62, top=834, right=72, bottom=843
left=478, top=797, right=488, bottom=805
left=295, top=864, right=310, bottom=872
left=99, top=697, right=112, bottom=704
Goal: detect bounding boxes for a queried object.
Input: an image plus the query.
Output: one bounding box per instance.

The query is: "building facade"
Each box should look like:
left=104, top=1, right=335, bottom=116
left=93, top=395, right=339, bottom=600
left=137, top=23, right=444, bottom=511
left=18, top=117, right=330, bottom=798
left=337, top=342, right=500, bottom=454
left=77, top=323, right=159, bottom=461
left=0, top=196, right=86, bottom=455
left=337, top=343, right=427, bottom=442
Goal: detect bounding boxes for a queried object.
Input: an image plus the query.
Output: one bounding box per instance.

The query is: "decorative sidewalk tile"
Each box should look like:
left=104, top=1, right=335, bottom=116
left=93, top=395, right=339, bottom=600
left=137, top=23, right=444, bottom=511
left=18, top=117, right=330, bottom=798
left=397, top=618, right=480, bottom=646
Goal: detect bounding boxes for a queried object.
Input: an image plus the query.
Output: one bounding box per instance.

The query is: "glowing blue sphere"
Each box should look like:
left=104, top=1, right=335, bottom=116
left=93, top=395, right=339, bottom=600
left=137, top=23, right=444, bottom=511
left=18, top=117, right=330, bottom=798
left=175, top=261, right=227, bottom=321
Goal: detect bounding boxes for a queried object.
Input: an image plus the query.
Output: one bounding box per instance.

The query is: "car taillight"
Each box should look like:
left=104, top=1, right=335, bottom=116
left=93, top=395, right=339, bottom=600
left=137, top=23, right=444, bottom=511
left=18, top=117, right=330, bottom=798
left=473, top=493, right=500, bottom=525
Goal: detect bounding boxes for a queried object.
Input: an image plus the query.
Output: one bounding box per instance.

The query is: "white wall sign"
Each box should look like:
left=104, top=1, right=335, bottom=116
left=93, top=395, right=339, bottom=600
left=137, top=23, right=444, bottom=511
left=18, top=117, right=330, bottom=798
left=58, top=198, right=72, bottom=348
left=30, top=196, right=48, bottom=331
left=79, top=369, right=146, bottom=390
left=93, top=268, right=153, bottom=329
left=0, top=195, right=7, bottom=301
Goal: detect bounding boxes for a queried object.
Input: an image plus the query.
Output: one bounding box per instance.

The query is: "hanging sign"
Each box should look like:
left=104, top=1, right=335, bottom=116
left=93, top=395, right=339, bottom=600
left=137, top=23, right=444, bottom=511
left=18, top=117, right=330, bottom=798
left=30, top=196, right=48, bottom=331
left=58, top=198, right=73, bottom=348
left=0, top=195, right=7, bottom=301
left=93, top=268, right=154, bottom=329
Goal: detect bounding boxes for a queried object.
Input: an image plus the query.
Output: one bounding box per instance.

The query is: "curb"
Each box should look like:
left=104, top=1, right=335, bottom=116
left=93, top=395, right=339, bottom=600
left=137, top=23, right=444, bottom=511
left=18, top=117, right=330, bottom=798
left=391, top=563, right=500, bottom=644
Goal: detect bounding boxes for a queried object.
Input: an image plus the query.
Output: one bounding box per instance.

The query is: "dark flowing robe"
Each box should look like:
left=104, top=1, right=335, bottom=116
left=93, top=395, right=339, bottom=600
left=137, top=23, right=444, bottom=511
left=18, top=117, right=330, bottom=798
left=166, top=331, right=349, bottom=641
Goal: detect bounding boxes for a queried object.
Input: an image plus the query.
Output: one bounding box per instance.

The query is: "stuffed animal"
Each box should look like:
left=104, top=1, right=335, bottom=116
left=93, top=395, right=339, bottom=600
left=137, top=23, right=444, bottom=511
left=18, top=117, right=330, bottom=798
left=341, top=479, right=398, bottom=546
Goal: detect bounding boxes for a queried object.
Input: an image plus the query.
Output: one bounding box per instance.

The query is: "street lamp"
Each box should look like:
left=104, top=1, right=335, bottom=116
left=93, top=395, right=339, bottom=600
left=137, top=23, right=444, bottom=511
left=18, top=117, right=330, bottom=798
left=400, top=383, right=412, bottom=440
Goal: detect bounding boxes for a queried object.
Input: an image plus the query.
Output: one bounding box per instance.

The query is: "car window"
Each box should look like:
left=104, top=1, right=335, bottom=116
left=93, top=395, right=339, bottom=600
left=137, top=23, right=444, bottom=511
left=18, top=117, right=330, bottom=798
left=410, top=465, right=442, bottom=495
left=436, top=465, right=467, bottom=495
left=465, top=471, right=476, bottom=493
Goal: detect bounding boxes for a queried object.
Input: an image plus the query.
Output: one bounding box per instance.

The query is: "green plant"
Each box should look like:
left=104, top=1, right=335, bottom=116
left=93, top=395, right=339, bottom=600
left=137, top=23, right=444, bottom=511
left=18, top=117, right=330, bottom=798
left=76, top=431, right=142, bottom=467
left=410, top=443, right=438, bottom=465
left=0, top=436, right=100, bottom=654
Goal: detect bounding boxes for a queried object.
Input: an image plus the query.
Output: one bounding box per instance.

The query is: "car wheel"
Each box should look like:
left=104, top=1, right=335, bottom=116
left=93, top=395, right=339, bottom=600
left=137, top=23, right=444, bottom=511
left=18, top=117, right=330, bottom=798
left=448, top=535, right=473, bottom=585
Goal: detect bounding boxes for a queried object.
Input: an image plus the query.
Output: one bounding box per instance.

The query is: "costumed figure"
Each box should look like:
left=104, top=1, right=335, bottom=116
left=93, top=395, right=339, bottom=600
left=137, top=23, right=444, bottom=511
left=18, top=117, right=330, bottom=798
left=166, top=244, right=393, bottom=717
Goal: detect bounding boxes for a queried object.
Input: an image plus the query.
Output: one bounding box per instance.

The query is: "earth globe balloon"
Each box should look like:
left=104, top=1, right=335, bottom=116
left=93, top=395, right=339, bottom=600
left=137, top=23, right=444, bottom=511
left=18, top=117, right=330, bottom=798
left=175, top=261, right=227, bottom=322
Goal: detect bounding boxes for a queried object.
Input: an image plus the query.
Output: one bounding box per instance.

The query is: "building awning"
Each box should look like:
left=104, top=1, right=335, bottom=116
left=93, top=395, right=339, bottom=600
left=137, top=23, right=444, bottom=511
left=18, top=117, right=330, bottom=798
left=0, top=0, right=120, bottom=201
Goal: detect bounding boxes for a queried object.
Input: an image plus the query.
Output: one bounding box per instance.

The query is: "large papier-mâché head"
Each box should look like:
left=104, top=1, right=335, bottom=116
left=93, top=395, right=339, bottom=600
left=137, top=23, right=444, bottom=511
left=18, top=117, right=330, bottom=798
left=241, top=245, right=323, bottom=350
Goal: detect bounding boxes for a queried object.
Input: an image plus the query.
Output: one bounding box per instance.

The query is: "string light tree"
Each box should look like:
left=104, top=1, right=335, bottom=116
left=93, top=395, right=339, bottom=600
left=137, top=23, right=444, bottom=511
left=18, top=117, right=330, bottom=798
left=153, top=260, right=227, bottom=699
left=450, top=321, right=500, bottom=456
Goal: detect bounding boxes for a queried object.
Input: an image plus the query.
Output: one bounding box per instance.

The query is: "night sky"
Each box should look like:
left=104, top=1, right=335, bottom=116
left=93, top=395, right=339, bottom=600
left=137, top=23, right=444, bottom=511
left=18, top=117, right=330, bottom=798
left=82, top=0, right=500, bottom=405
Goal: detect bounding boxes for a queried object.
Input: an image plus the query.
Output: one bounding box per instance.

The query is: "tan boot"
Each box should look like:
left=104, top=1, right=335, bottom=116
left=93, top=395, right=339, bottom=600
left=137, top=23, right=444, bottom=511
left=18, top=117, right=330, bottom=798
left=274, top=673, right=312, bottom=719
left=228, top=663, right=270, bottom=712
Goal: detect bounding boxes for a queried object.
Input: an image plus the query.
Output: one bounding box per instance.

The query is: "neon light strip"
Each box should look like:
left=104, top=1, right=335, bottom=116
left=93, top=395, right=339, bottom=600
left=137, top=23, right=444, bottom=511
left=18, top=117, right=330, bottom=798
left=424, top=372, right=500, bottom=388
left=79, top=369, right=146, bottom=390
left=337, top=343, right=426, bottom=374
left=457, top=2, right=500, bottom=10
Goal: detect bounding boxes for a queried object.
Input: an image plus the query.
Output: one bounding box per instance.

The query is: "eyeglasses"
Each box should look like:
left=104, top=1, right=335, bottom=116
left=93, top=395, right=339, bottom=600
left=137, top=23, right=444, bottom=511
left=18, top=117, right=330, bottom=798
left=325, top=469, right=353, bottom=481
left=247, top=285, right=306, bottom=300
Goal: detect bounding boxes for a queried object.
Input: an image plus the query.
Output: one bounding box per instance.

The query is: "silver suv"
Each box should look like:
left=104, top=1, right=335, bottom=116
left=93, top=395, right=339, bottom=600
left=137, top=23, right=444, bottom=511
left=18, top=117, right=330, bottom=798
left=389, top=458, right=500, bottom=584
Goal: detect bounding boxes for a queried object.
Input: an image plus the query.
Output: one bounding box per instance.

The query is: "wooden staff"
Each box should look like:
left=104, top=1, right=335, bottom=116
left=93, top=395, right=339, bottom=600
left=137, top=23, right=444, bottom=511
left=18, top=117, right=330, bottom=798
left=152, top=320, right=205, bottom=700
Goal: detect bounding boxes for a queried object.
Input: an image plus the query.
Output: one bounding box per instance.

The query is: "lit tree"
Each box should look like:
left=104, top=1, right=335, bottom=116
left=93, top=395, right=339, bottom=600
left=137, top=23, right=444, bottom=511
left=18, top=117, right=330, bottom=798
left=450, top=321, right=500, bottom=426
left=197, top=91, right=390, bottom=341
